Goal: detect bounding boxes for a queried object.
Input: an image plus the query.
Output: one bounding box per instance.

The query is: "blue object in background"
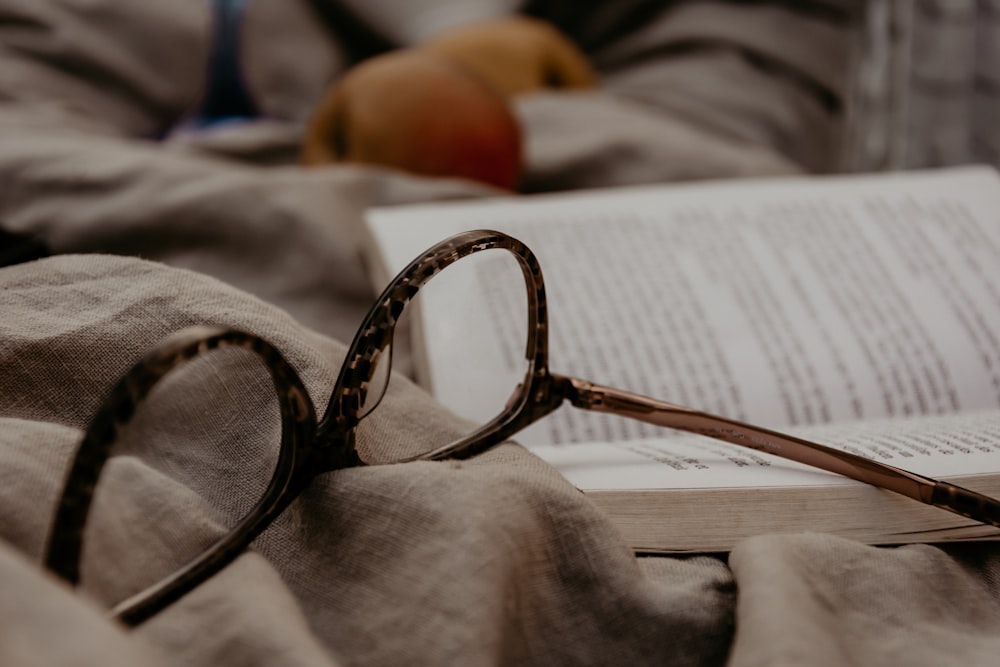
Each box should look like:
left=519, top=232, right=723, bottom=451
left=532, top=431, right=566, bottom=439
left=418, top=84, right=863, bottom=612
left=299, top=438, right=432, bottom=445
left=190, top=0, right=259, bottom=127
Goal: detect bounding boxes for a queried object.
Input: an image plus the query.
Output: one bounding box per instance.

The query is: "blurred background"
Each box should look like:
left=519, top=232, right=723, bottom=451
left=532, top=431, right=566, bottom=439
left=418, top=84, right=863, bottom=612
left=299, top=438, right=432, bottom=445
left=850, top=0, right=1000, bottom=171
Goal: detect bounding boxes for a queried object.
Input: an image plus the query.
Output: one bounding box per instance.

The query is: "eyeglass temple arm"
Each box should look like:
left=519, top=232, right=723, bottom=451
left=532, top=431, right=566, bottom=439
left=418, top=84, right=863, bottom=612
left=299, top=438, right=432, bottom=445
left=557, top=375, right=1000, bottom=529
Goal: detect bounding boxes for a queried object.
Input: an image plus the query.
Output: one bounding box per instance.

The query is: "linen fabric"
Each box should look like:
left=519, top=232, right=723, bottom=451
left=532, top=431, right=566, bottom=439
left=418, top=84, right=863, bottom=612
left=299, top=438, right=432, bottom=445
left=2, top=1, right=999, bottom=665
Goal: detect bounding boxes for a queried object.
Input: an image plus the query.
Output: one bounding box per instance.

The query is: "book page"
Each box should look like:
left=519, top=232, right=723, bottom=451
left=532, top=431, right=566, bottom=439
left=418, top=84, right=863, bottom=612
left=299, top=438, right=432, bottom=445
left=531, top=409, right=1000, bottom=491
left=366, top=167, right=1000, bottom=446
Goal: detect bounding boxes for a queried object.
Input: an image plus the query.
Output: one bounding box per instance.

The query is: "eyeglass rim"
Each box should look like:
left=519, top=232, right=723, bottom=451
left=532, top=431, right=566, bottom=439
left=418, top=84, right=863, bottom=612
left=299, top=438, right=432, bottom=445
left=44, top=229, right=546, bottom=625
left=318, top=229, right=552, bottom=452
left=44, top=327, right=317, bottom=625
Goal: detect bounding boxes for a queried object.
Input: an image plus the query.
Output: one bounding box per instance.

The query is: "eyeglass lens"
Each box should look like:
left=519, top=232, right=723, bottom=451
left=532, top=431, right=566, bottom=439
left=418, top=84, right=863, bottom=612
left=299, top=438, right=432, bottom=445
left=352, top=247, right=532, bottom=464
left=70, top=342, right=284, bottom=615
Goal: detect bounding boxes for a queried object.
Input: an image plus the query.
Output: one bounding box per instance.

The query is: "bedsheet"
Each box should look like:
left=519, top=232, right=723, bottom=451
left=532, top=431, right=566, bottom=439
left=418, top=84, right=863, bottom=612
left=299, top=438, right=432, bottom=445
left=2, top=1, right=999, bottom=665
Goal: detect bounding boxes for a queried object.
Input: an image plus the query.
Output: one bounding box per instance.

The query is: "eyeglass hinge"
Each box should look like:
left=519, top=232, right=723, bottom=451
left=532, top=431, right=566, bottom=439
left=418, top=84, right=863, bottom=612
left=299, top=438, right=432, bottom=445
left=558, top=375, right=604, bottom=410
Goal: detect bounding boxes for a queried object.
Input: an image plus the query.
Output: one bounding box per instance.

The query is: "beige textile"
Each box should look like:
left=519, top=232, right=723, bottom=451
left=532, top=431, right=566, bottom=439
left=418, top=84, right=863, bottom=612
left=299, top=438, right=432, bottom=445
left=2, top=1, right=1000, bottom=665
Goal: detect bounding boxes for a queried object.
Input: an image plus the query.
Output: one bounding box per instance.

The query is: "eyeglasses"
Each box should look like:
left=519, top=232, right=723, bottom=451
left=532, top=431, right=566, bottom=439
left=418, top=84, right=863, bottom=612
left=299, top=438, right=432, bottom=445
left=44, top=229, right=1000, bottom=626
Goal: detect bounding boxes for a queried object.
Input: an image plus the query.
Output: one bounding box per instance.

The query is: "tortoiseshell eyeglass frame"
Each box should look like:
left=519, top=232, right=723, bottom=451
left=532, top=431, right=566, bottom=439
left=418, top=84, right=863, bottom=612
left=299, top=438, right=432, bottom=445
left=45, top=229, right=1000, bottom=627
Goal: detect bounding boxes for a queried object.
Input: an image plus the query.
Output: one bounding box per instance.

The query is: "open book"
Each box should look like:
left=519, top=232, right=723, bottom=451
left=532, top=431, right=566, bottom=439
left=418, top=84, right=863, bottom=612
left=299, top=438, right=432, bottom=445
left=364, top=167, right=1000, bottom=552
